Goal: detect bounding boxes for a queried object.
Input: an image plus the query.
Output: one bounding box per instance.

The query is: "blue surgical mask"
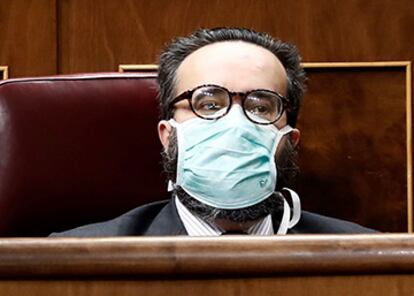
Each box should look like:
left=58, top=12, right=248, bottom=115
left=169, top=105, right=293, bottom=210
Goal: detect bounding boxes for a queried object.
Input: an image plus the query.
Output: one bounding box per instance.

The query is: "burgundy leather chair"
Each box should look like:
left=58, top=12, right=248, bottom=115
left=0, top=73, right=166, bottom=236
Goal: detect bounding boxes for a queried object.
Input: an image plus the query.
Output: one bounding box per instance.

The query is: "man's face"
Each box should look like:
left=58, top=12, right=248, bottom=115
left=158, top=41, right=300, bottom=223
left=159, top=41, right=298, bottom=161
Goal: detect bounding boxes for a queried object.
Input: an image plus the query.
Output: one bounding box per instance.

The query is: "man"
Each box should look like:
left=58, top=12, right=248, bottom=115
left=51, top=27, right=374, bottom=237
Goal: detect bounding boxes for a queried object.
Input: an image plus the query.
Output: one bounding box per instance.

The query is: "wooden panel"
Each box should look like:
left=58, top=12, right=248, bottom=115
left=0, top=0, right=56, bottom=77
left=1, top=276, right=414, bottom=296
left=0, top=1, right=412, bottom=76
left=271, top=0, right=414, bottom=62
left=58, top=0, right=414, bottom=73
left=297, top=63, right=411, bottom=232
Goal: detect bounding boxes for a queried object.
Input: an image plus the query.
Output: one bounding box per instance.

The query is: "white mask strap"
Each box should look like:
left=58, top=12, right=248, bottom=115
left=167, top=180, right=176, bottom=192
left=276, top=198, right=291, bottom=235
left=276, top=188, right=302, bottom=235
left=168, top=118, right=178, bottom=128
left=279, top=125, right=293, bottom=135
left=283, top=187, right=302, bottom=228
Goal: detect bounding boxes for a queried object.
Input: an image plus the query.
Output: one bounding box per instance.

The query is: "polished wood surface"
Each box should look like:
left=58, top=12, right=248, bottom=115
left=298, top=64, right=410, bottom=232
left=1, top=236, right=414, bottom=295
left=1, top=276, right=414, bottom=296
left=1, top=235, right=414, bottom=277
left=1, top=0, right=412, bottom=80
left=5, top=0, right=413, bottom=75
left=0, top=0, right=56, bottom=77
left=57, top=0, right=414, bottom=73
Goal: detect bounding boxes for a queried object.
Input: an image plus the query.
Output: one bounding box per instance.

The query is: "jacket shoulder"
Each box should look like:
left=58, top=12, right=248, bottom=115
left=49, top=200, right=170, bottom=237
left=290, top=211, right=378, bottom=234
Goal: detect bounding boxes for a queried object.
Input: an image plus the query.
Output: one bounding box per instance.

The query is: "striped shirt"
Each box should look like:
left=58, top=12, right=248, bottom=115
left=175, top=196, right=274, bottom=236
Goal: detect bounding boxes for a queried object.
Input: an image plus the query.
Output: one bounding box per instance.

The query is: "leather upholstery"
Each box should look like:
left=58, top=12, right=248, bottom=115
left=0, top=73, right=165, bottom=236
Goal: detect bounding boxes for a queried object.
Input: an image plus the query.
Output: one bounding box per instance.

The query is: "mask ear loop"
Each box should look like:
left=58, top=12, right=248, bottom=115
left=276, top=188, right=301, bottom=234
left=283, top=188, right=301, bottom=228
left=168, top=180, right=176, bottom=192
left=276, top=198, right=291, bottom=234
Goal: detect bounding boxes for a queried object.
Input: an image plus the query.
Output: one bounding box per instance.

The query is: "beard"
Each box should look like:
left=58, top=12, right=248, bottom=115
left=161, top=127, right=300, bottom=223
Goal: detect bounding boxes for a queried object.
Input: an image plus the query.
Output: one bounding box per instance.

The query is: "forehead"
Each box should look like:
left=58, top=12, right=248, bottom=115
left=175, top=41, right=288, bottom=96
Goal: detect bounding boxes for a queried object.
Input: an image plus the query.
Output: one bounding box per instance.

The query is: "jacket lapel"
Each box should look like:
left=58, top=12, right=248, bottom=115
left=144, top=198, right=187, bottom=236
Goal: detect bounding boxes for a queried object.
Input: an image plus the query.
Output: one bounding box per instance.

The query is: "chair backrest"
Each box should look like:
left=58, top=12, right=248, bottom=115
left=0, top=73, right=166, bottom=236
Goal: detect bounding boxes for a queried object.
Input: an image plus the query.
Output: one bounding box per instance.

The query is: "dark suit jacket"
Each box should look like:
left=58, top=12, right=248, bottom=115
left=50, top=198, right=376, bottom=237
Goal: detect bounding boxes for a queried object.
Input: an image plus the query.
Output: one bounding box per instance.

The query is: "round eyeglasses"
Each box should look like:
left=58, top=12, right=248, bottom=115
left=168, top=84, right=290, bottom=125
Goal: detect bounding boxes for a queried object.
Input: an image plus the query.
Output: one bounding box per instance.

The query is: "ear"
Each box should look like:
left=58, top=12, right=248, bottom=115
left=158, top=120, right=173, bottom=151
left=290, top=128, right=301, bottom=148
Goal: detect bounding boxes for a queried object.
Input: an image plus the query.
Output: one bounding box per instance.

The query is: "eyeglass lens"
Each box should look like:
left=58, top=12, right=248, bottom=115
left=190, top=86, right=283, bottom=123
left=191, top=86, right=230, bottom=119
